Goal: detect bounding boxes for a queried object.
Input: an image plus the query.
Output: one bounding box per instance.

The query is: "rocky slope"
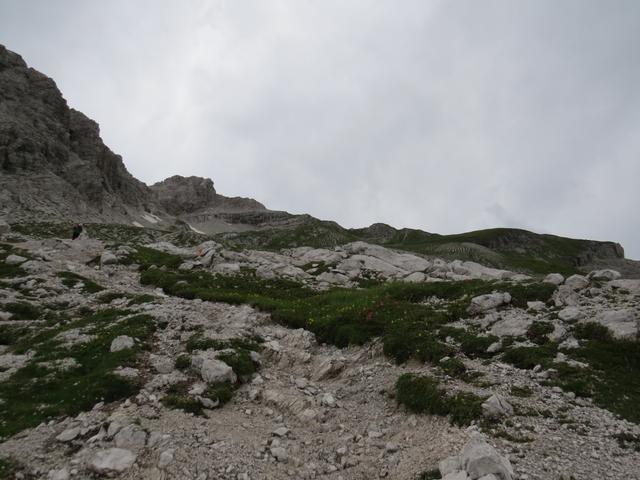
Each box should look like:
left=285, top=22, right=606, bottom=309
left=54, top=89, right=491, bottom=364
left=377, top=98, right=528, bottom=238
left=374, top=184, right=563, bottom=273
left=0, top=225, right=639, bottom=480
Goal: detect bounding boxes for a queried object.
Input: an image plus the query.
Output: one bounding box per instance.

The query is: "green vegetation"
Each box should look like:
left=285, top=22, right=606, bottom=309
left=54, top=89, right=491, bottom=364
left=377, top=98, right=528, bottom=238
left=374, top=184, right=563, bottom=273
left=142, top=266, right=555, bottom=366
left=418, top=469, right=442, bottom=480
left=161, top=381, right=234, bottom=416
left=0, top=309, right=154, bottom=438
left=3, top=301, right=42, bottom=320
left=501, top=333, right=640, bottom=423
left=526, top=321, right=554, bottom=345
left=57, top=271, right=104, bottom=293
left=395, top=373, right=484, bottom=426
left=185, top=334, right=263, bottom=354
left=0, top=457, right=26, bottom=479
left=0, top=243, right=28, bottom=278
left=121, top=246, right=183, bottom=270
left=510, top=385, right=533, bottom=397
left=174, top=354, right=191, bottom=370
left=439, top=357, right=467, bottom=378
left=128, top=294, right=157, bottom=306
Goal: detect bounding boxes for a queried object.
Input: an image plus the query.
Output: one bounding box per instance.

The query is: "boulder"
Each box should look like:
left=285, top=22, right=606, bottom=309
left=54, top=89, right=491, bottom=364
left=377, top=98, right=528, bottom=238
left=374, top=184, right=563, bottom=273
left=468, top=293, right=511, bottom=315
left=489, top=314, right=533, bottom=337
left=0, top=220, right=9, bottom=235
left=593, top=309, right=638, bottom=339
left=110, top=335, right=134, bottom=352
left=526, top=301, right=546, bottom=312
left=56, top=426, right=80, bottom=442
left=588, top=269, right=621, bottom=281
left=192, top=354, right=237, bottom=384
left=558, top=307, right=582, bottom=323
left=114, top=424, right=147, bottom=449
left=439, top=456, right=462, bottom=476
left=5, top=254, right=27, bottom=265
left=543, top=273, right=564, bottom=285
left=403, top=272, right=427, bottom=283
left=89, top=448, right=137, bottom=474
left=564, top=274, right=589, bottom=290
left=460, top=434, right=513, bottom=480
left=481, top=394, right=514, bottom=419
left=100, top=251, right=118, bottom=265
left=150, top=354, right=174, bottom=374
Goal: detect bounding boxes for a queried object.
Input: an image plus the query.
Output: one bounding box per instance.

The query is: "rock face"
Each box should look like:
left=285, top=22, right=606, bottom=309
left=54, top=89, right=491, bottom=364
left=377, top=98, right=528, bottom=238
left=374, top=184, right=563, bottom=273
left=0, top=45, right=163, bottom=224
left=150, top=175, right=265, bottom=216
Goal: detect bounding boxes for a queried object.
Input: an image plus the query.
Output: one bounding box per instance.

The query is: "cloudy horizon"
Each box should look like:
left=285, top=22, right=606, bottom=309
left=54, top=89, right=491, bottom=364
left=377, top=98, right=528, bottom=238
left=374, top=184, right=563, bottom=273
left=1, top=0, right=639, bottom=258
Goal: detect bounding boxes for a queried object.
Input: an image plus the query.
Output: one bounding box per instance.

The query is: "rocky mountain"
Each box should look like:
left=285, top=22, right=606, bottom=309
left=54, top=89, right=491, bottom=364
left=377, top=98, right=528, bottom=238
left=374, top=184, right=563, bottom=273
left=0, top=45, right=264, bottom=230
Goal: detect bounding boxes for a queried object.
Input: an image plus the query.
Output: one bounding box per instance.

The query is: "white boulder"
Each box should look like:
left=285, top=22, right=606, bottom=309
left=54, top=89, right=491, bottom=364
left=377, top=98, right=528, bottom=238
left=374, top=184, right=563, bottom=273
left=192, top=354, right=237, bottom=384
left=100, top=251, right=118, bottom=265
left=460, top=434, right=514, bottom=480
left=564, top=274, right=589, bottom=290
left=481, top=394, right=514, bottom=419
left=110, top=335, right=134, bottom=352
left=588, top=269, right=621, bottom=281
left=468, top=293, right=511, bottom=315
left=558, top=307, right=583, bottom=322
left=89, top=448, right=137, bottom=474
left=5, top=254, right=27, bottom=265
left=543, top=273, right=565, bottom=285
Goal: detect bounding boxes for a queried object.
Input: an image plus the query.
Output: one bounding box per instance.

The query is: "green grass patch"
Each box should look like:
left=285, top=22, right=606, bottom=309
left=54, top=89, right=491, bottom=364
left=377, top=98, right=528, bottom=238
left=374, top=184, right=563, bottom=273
left=128, top=294, right=157, bottom=306
left=510, top=385, right=533, bottom=397
left=526, top=321, right=554, bottom=345
left=502, top=344, right=557, bottom=370
left=56, top=271, right=104, bottom=293
left=142, top=267, right=554, bottom=365
left=175, top=354, right=191, bottom=370
left=0, top=243, right=28, bottom=278
left=3, top=301, right=42, bottom=320
left=395, top=373, right=484, bottom=426
left=418, top=469, right=441, bottom=480
left=121, top=246, right=183, bottom=270
left=0, top=310, right=154, bottom=438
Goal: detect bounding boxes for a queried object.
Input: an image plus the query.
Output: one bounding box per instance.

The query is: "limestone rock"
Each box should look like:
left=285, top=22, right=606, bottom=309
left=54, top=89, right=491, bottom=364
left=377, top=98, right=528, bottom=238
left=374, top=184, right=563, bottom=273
left=564, top=274, right=589, bottom=290
left=468, top=293, right=511, bottom=315
left=5, top=254, right=27, bottom=265
left=588, top=269, right=621, bottom=281
left=558, top=307, right=582, bottom=322
left=481, top=394, right=514, bottom=419
left=89, top=448, right=137, bottom=474
left=100, top=251, right=118, bottom=265
left=192, top=354, right=237, bottom=384
left=543, top=273, right=565, bottom=285
left=110, top=335, right=134, bottom=352
left=460, top=434, right=513, bottom=480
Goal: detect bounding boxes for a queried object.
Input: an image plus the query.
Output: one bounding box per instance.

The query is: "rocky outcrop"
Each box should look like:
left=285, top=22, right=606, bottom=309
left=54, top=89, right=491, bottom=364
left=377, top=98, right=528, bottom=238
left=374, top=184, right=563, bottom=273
left=0, top=44, right=265, bottom=228
left=150, top=175, right=265, bottom=216
left=0, top=45, right=163, bottom=224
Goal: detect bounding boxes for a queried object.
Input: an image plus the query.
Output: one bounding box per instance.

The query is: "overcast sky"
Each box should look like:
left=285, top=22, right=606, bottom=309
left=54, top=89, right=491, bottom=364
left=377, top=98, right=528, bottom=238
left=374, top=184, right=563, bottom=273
left=1, top=0, right=639, bottom=258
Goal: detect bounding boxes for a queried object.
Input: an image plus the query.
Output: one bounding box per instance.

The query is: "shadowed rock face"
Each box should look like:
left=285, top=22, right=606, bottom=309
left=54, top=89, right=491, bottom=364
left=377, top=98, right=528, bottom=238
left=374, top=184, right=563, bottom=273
left=0, top=45, right=158, bottom=222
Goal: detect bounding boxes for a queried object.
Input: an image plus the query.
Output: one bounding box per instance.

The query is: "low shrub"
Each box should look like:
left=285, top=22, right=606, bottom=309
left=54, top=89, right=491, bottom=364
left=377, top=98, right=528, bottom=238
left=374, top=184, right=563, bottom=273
left=395, top=373, right=484, bottom=426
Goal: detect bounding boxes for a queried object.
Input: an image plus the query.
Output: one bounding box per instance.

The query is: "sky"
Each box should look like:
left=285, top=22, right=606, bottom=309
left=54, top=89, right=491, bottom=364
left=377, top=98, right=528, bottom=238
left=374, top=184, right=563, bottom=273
left=1, top=0, right=639, bottom=258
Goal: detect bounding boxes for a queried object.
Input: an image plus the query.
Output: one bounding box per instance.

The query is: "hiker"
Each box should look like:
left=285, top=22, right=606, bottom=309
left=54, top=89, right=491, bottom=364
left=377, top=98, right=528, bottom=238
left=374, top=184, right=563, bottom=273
left=72, top=223, right=83, bottom=240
